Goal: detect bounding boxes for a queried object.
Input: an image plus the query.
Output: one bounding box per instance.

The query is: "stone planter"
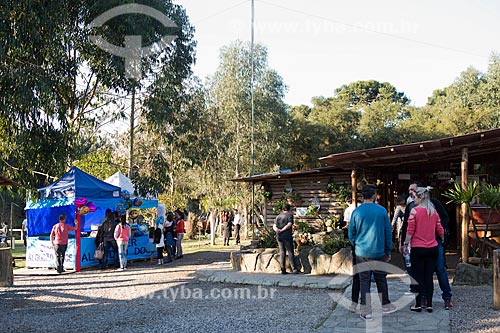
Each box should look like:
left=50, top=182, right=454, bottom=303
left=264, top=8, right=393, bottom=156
left=230, top=246, right=353, bottom=275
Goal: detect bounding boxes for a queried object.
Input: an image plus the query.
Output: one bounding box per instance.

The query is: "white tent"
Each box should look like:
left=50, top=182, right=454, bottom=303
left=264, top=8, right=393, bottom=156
left=104, top=172, right=158, bottom=209
left=105, top=172, right=135, bottom=195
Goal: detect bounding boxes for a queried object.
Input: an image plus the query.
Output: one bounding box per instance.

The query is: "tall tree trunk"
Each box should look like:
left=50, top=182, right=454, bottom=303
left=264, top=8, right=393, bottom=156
left=128, top=89, right=136, bottom=179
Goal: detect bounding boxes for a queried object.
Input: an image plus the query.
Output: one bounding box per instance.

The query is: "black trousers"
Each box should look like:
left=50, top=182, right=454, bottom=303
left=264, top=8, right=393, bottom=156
left=234, top=224, right=241, bottom=244
left=54, top=244, right=67, bottom=272
left=278, top=238, right=297, bottom=272
left=102, top=239, right=119, bottom=269
left=410, top=246, right=438, bottom=307
left=351, top=246, right=360, bottom=303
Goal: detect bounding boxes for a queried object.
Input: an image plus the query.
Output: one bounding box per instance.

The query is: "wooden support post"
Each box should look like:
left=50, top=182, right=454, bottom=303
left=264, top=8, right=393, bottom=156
left=351, top=169, right=357, bottom=207
left=494, top=249, right=500, bottom=310
left=461, top=147, right=469, bottom=264
left=0, top=248, right=13, bottom=287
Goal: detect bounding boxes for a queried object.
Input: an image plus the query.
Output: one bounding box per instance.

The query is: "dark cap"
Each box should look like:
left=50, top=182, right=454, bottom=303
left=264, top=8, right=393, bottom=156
left=361, top=184, right=377, bottom=198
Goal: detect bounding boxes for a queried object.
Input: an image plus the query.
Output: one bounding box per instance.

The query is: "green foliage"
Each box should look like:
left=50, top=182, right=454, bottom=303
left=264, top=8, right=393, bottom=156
left=295, top=220, right=315, bottom=233
left=327, top=180, right=350, bottom=202
left=443, top=181, right=479, bottom=206
left=305, top=205, right=319, bottom=217
left=477, top=183, right=500, bottom=210
left=273, top=199, right=288, bottom=214
left=257, top=227, right=278, bottom=248
left=282, top=189, right=302, bottom=202
left=317, top=231, right=351, bottom=255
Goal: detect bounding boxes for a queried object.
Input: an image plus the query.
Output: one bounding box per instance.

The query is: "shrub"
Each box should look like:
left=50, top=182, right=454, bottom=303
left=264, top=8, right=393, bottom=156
left=257, top=227, right=278, bottom=248
left=317, top=231, right=350, bottom=255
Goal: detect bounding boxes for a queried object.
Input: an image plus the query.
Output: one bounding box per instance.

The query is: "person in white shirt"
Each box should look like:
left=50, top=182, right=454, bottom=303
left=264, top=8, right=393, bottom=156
left=343, top=199, right=356, bottom=228
left=232, top=209, right=242, bottom=245
left=22, top=218, right=28, bottom=247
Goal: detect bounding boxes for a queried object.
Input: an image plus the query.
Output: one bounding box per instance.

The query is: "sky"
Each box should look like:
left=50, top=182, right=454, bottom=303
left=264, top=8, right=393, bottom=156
left=174, top=0, right=500, bottom=107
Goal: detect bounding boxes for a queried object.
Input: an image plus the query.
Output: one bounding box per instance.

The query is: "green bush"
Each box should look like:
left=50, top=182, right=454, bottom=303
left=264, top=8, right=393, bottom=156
left=317, top=231, right=350, bottom=255
left=257, top=227, right=278, bottom=248
left=296, top=220, right=315, bottom=233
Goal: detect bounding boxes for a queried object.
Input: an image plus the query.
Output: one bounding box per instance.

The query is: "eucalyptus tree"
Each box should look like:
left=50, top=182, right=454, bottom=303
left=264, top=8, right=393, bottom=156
left=207, top=40, right=290, bottom=180
left=0, top=0, right=195, bottom=192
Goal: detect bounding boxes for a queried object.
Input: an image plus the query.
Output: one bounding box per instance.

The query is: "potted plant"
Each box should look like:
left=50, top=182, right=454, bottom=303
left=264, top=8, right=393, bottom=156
left=282, top=189, right=302, bottom=206
left=475, top=183, right=500, bottom=265
left=443, top=181, right=500, bottom=267
left=263, top=190, right=272, bottom=200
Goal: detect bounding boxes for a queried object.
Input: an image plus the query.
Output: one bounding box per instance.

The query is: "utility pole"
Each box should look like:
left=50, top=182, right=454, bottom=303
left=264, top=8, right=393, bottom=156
left=250, top=0, right=256, bottom=238
left=128, top=89, right=136, bottom=179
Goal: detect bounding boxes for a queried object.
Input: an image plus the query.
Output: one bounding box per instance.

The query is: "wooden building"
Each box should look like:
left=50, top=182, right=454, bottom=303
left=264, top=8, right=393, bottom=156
left=233, top=128, right=500, bottom=263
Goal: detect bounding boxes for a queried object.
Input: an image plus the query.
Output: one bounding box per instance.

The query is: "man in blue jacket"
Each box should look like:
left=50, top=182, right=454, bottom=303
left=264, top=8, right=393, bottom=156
left=348, top=184, right=396, bottom=321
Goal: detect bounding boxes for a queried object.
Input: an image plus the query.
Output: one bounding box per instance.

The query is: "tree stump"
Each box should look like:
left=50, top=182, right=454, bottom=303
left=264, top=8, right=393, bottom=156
left=0, top=248, right=14, bottom=286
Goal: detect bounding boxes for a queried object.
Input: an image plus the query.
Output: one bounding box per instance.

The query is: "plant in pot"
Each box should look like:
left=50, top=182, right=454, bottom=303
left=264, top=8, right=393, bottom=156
left=282, top=189, right=302, bottom=206
left=475, top=183, right=500, bottom=266
left=443, top=181, right=492, bottom=266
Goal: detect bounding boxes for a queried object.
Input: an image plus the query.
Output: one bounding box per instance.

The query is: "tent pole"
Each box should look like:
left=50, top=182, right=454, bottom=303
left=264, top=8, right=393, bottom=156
left=76, top=213, right=81, bottom=272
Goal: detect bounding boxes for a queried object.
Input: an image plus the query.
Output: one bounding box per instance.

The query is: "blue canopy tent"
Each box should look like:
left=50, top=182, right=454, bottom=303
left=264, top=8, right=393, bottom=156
left=26, top=166, right=122, bottom=235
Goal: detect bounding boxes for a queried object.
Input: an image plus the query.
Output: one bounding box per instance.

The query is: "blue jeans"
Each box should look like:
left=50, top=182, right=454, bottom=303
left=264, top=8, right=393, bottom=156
left=356, top=256, right=391, bottom=313
left=117, top=241, right=128, bottom=269
left=435, top=239, right=452, bottom=301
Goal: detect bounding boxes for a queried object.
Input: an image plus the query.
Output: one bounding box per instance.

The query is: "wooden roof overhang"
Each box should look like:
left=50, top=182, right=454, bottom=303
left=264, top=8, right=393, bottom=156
left=231, top=128, right=500, bottom=183
left=319, top=128, right=500, bottom=171
left=231, top=166, right=345, bottom=183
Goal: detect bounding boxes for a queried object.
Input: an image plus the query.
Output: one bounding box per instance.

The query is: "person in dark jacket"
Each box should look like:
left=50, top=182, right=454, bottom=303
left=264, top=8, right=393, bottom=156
left=273, top=203, right=299, bottom=275
left=100, top=213, right=119, bottom=270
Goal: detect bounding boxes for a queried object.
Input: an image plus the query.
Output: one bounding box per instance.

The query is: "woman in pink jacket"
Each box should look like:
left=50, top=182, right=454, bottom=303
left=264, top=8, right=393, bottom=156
left=404, top=186, right=444, bottom=313
left=114, top=215, right=131, bottom=270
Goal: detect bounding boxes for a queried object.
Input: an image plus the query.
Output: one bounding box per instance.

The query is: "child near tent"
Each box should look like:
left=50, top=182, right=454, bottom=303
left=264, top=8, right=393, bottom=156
left=154, top=217, right=165, bottom=265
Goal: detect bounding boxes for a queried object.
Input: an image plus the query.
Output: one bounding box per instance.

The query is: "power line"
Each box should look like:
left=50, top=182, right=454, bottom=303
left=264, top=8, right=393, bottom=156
left=257, top=0, right=487, bottom=59
left=192, top=0, right=249, bottom=24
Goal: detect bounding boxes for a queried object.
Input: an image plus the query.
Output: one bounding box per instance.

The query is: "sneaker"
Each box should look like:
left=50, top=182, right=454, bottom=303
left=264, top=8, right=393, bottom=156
left=382, top=303, right=397, bottom=314
left=359, top=313, right=373, bottom=321
left=444, top=300, right=452, bottom=310
left=349, top=303, right=358, bottom=313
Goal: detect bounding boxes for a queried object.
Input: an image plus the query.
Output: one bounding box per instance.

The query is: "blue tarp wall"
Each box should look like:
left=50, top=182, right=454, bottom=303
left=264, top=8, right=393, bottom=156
left=26, top=167, right=157, bottom=236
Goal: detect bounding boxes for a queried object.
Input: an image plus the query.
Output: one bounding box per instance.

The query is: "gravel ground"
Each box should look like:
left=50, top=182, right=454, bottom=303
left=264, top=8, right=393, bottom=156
left=0, top=250, right=335, bottom=333
left=2, top=250, right=499, bottom=333
left=449, top=285, right=499, bottom=333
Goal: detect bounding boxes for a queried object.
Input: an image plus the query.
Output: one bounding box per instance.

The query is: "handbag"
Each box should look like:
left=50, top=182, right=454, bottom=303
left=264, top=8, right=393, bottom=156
left=94, top=243, right=104, bottom=260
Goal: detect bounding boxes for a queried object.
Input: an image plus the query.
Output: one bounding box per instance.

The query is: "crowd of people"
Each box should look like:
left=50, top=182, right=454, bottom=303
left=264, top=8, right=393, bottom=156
left=150, top=209, right=185, bottom=266
left=345, top=181, right=452, bottom=321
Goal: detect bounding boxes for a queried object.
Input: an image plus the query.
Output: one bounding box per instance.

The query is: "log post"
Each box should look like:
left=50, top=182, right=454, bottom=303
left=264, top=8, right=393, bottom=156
left=494, top=249, right=500, bottom=310
left=351, top=168, right=357, bottom=207
left=0, top=248, right=14, bottom=287
left=461, top=147, right=469, bottom=264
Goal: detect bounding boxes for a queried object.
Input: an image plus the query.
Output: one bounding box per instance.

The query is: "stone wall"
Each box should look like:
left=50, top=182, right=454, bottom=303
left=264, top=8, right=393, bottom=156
left=230, top=246, right=353, bottom=275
